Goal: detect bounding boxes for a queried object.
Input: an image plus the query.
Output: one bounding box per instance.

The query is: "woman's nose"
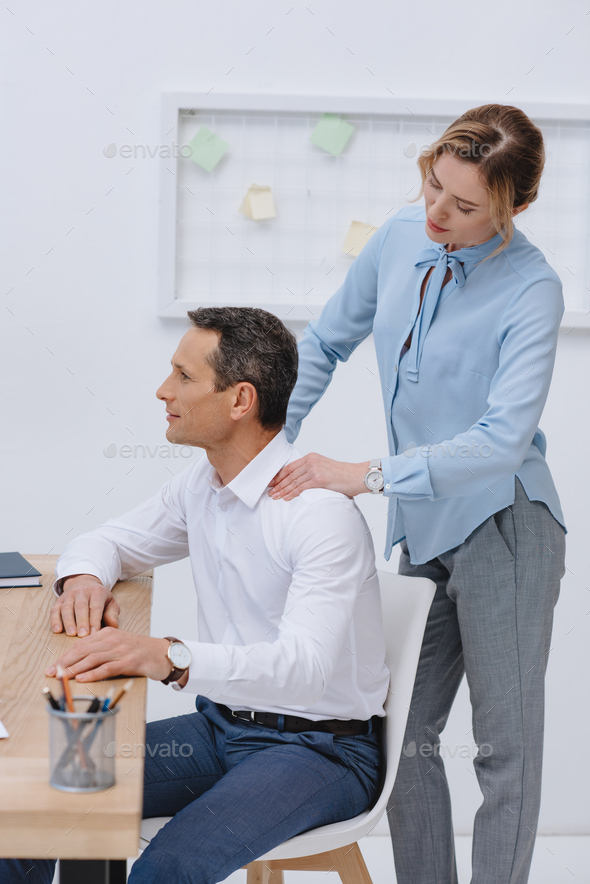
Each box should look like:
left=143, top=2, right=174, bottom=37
left=431, top=198, right=448, bottom=219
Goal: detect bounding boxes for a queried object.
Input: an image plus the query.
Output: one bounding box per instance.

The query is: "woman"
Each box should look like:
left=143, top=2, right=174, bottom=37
left=270, top=104, right=566, bottom=884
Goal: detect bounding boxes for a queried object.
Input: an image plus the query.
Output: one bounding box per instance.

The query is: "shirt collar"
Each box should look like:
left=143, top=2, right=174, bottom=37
left=205, top=428, right=294, bottom=509
left=420, top=228, right=506, bottom=266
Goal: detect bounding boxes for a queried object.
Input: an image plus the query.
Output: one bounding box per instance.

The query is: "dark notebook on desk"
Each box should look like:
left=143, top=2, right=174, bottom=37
left=0, top=552, right=42, bottom=587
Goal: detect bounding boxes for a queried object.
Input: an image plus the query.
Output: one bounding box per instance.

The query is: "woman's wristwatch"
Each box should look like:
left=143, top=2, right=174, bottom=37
left=364, top=459, right=384, bottom=494
left=161, top=636, right=192, bottom=686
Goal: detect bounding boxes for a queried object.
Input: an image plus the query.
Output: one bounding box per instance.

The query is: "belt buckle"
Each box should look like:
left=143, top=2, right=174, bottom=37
left=231, top=710, right=256, bottom=722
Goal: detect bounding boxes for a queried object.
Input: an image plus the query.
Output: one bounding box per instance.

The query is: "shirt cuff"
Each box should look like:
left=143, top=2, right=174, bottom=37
left=52, top=569, right=107, bottom=597
left=180, top=640, right=231, bottom=699
left=381, top=451, right=435, bottom=500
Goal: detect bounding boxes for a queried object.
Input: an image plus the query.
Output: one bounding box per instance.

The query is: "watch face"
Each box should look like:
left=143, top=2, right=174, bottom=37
left=366, top=469, right=384, bottom=491
left=169, top=642, right=192, bottom=669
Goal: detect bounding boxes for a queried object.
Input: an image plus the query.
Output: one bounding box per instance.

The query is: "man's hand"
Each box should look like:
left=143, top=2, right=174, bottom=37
left=51, top=574, right=120, bottom=637
left=45, top=628, right=172, bottom=683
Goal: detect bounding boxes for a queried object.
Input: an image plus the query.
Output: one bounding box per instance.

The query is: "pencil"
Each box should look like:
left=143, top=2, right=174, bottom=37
left=108, top=679, right=134, bottom=712
left=81, top=679, right=134, bottom=760
left=56, top=664, right=75, bottom=713
left=102, top=686, right=115, bottom=711
left=42, top=686, right=61, bottom=711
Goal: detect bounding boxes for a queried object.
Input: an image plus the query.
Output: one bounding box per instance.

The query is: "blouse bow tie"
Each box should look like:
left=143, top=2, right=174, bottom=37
left=414, top=246, right=469, bottom=287
left=405, top=236, right=503, bottom=383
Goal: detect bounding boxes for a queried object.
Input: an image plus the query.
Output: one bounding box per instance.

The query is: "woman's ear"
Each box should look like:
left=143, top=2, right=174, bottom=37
left=512, top=203, right=529, bottom=217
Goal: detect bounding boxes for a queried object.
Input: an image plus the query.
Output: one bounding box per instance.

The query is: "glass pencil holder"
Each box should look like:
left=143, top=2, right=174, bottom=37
left=47, top=696, right=119, bottom=793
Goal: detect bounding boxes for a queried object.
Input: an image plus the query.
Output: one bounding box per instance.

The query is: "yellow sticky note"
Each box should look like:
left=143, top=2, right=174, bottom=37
left=343, top=221, right=378, bottom=257
left=238, top=191, right=255, bottom=218
left=239, top=184, right=276, bottom=221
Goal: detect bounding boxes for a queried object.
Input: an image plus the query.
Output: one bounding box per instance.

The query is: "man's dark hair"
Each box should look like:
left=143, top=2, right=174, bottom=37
left=187, top=307, right=298, bottom=430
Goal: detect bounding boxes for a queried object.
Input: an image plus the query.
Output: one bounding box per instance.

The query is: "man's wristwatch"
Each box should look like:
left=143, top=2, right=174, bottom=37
left=364, top=459, right=384, bottom=494
left=161, top=637, right=192, bottom=685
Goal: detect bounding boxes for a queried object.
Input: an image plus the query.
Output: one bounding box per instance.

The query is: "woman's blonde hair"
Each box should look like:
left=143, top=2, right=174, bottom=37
left=414, top=104, right=545, bottom=257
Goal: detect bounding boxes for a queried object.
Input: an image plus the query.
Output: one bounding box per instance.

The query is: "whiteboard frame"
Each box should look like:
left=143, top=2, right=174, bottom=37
left=158, top=92, right=590, bottom=327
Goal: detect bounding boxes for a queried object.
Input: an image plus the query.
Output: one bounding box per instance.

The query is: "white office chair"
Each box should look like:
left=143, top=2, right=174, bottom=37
left=140, top=571, right=436, bottom=884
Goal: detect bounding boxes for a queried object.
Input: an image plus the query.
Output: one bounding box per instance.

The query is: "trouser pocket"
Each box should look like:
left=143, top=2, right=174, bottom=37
left=492, top=507, right=516, bottom=559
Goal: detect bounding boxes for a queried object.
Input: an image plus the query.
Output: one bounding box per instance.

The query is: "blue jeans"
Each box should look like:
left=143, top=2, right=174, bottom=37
left=1, top=696, right=381, bottom=884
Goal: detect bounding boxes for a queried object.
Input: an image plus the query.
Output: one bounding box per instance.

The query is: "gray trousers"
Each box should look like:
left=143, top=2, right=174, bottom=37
left=387, top=478, right=566, bottom=884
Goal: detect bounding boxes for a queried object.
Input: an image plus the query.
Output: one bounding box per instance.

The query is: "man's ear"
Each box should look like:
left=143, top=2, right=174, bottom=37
left=230, top=382, right=258, bottom=422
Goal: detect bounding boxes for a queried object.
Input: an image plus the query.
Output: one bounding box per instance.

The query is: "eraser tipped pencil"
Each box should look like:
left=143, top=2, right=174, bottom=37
left=108, top=679, right=134, bottom=712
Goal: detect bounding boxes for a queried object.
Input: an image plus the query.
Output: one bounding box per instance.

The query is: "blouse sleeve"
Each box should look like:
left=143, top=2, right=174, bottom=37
left=285, top=221, right=393, bottom=443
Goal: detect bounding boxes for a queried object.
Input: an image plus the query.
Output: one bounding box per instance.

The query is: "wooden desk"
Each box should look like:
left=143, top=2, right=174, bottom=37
left=0, top=555, right=152, bottom=878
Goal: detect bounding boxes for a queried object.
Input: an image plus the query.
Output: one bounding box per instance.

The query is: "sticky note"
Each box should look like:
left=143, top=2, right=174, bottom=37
left=343, top=221, right=379, bottom=257
left=310, top=113, right=355, bottom=156
left=239, top=184, right=276, bottom=221
left=188, top=127, right=228, bottom=172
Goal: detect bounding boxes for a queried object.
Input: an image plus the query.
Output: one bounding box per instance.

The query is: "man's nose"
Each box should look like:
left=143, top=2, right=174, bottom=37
left=156, top=372, right=174, bottom=401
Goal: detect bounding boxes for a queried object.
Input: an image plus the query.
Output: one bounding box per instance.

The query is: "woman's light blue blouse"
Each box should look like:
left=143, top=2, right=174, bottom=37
left=285, top=206, right=566, bottom=565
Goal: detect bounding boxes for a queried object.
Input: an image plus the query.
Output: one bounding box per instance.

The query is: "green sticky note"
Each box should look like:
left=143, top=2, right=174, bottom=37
left=188, top=126, right=228, bottom=172
left=310, top=113, right=354, bottom=156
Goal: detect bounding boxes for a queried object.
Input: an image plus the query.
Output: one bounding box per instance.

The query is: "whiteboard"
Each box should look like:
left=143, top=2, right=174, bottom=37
left=158, top=93, right=590, bottom=327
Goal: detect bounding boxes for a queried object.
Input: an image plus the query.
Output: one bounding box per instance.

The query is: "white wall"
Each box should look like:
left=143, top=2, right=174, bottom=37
left=2, top=0, right=589, bottom=837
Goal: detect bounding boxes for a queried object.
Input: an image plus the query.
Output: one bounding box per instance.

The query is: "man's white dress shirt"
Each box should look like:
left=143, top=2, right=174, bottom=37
left=54, top=430, right=390, bottom=721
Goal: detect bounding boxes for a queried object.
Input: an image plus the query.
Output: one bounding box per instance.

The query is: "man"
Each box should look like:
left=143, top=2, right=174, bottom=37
left=4, top=307, right=389, bottom=884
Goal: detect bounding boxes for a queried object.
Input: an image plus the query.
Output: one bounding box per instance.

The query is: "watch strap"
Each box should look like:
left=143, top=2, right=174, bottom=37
left=161, top=636, right=187, bottom=685
left=364, top=459, right=384, bottom=494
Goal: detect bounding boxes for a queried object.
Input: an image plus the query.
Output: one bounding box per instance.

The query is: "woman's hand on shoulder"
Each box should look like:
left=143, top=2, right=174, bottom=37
left=268, top=454, right=370, bottom=500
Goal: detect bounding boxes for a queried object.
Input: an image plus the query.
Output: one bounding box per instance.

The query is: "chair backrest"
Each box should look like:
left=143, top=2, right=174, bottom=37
left=256, top=569, right=437, bottom=859
left=376, top=570, right=436, bottom=815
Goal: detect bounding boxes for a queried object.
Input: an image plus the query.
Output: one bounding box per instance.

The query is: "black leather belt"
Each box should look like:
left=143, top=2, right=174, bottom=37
left=219, top=703, right=383, bottom=736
